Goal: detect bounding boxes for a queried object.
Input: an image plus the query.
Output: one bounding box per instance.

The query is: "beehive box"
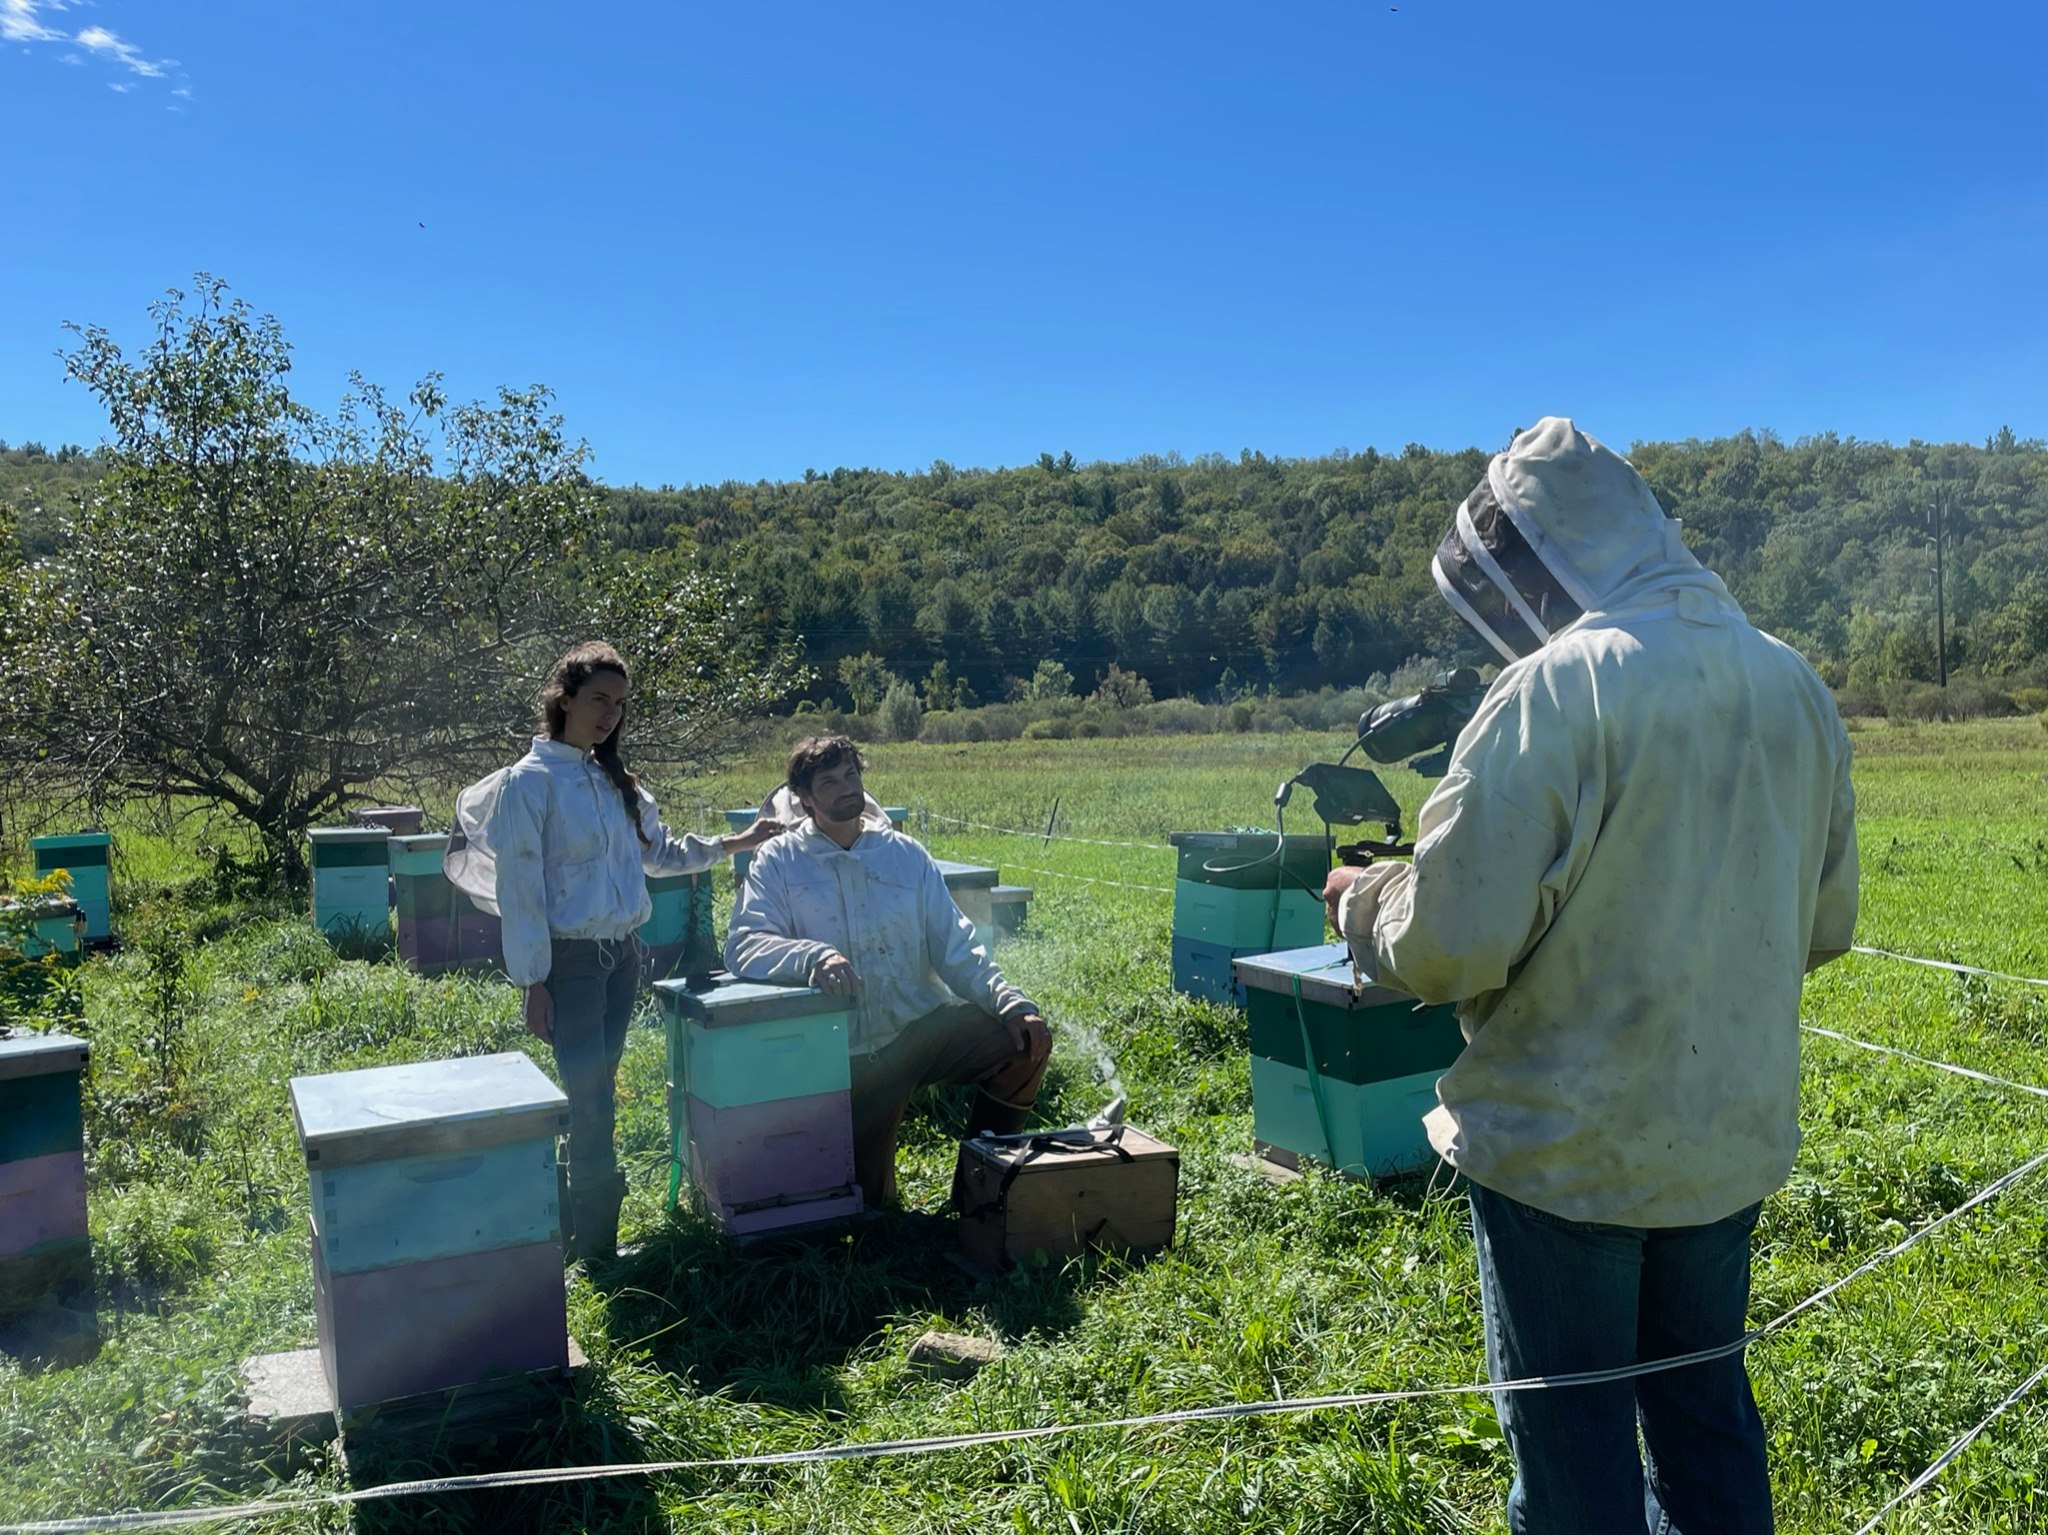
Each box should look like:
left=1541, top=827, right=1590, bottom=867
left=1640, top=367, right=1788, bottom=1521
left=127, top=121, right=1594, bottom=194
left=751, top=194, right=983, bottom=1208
left=31, top=833, right=112, bottom=946
left=932, top=860, right=1000, bottom=950
left=990, top=884, right=1034, bottom=941
left=1165, top=833, right=1330, bottom=1003
left=1234, top=944, right=1464, bottom=1179
left=290, top=1053, right=569, bottom=1410
left=0, top=1032, right=92, bottom=1316
left=349, top=806, right=425, bottom=835
left=954, top=1126, right=1179, bottom=1272
left=389, top=833, right=494, bottom=974
left=308, top=826, right=392, bottom=946
left=642, top=870, right=718, bottom=983
left=1, top=897, right=85, bottom=959
left=655, top=976, right=861, bottom=1236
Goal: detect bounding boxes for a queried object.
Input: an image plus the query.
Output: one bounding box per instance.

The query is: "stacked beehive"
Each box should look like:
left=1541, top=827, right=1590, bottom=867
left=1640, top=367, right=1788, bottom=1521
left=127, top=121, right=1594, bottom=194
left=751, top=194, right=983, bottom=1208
left=655, top=977, right=863, bottom=1237
left=289, top=1053, right=570, bottom=1411
left=642, top=871, right=718, bottom=982
left=1166, top=833, right=1330, bottom=1004
left=932, top=860, right=1001, bottom=950
left=1234, top=944, right=1464, bottom=1179
left=990, top=884, right=1035, bottom=942
left=389, top=833, right=503, bottom=974
left=31, top=833, right=112, bottom=947
left=0, top=1032, right=92, bottom=1318
left=308, top=826, right=392, bottom=946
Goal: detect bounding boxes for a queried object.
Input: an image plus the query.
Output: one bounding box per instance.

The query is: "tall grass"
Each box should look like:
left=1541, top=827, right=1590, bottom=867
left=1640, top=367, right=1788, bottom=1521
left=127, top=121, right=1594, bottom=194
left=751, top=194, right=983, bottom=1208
left=3, top=722, right=2047, bottom=1531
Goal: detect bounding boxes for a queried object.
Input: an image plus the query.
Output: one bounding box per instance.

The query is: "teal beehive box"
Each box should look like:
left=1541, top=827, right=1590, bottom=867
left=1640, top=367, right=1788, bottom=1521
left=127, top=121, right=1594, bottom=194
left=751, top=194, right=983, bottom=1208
left=30, top=834, right=111, bottom=946
left=653, top=975, right=861, bottom=1235
left=1166, top=833, right=1330, bottom=1003
left=308, top=826, right=391, bottom=945
left=0, top=1031, right=92, bottom=1318
left=933, top=860, right=1000, bottom=950
left=643, top=871, right=717, bottom=982
left=1234, top=944, right=1464, bottom=1180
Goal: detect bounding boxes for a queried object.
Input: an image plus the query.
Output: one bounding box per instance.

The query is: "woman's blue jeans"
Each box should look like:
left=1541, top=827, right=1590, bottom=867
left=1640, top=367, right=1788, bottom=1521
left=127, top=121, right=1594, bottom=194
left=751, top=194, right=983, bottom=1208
left=1468, top=1180, right=1773, bottom=1535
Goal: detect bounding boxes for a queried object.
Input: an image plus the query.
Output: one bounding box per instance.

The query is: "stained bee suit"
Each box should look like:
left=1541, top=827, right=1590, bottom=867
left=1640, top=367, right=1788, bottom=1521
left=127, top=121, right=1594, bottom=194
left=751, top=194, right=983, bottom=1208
left=1333, top=418, right=1858, bottom=1532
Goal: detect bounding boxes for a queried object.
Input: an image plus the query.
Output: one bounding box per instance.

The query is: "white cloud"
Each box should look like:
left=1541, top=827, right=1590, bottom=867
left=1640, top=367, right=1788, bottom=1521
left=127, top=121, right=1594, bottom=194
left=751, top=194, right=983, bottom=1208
left=107, top=79, right=130, bottom=92
left=6, top=3, right=188, bottom=95
left=77, top=23, right=171, bottom=79
left=1, top=0, right=66, bottom=44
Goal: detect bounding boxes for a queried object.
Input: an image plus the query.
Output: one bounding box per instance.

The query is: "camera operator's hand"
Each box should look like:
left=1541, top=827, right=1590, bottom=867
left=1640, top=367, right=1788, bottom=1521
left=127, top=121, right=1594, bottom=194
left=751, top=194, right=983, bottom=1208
left=1323, top=866, right=1369, bottom=935
left=810, top=949, right=862, bottom=996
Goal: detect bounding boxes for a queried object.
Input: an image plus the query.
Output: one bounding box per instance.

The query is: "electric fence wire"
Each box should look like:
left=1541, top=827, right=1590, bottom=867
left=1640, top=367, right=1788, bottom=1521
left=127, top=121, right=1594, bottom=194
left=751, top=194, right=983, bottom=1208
left=921, top=811, right=1173, bottom=852
left=1804, top=1024, right=2048, bottom=1101
left=7, top=1142, right=2046, bottom=1535
left=1847, top=1361, right=2048, bottom=1535
left=1850, top=945, right=2048, bottom=991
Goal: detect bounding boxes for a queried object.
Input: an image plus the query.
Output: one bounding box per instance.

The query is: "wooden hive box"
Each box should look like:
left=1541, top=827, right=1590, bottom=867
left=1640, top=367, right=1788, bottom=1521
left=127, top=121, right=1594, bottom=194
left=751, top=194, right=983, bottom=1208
left=641, top=870, right=718, bottom=983
left=654, top=975, right=862, bottom=1236
left=388, top=833, right=458, bottom=973
left=0, top=1032, right=92, bottom=1316
left=349, top=806, right=425, bottom=835
left=954, top=1126, right=1179, bottom=1273
left=308, top=827, right=391, bottom=947
left=1165, top=833, right=1330, bottom=1003
left=1, top=896, right=85, bottom=959
left=31, top=833, right=113, bottom=945
left=289, top=1053, right=569, bottom=1411
left=1234, top=944, right=1464, bottom=1180
left=990, top=884, right=1034, bottom=941
left=932, top=859, right=1000, bottom=950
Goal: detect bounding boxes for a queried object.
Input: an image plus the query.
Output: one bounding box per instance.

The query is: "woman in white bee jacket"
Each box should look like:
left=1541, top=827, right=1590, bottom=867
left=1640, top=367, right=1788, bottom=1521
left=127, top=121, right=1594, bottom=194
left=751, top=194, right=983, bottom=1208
left=450, top=642, right=782, bottom=1262
left=1325, top=420, right=1858, bottom=1533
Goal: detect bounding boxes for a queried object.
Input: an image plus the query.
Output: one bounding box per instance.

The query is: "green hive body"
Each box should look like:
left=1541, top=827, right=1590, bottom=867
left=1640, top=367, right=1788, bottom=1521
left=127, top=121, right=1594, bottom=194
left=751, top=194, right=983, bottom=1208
left=1235, top=943, right=1466, bottom=1180
left=1167, top=832, right=1330, bottom=1004
left=30, top=834, right=112, bottom=946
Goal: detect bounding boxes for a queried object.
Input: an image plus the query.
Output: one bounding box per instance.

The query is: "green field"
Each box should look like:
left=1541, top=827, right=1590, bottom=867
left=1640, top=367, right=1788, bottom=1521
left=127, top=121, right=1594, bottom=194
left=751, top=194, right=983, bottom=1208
left=4, top=720, right=2047, bottom=1532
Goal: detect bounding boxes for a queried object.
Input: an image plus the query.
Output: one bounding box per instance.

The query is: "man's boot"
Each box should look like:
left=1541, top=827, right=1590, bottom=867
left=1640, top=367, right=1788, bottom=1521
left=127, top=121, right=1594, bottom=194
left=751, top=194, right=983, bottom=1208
left=556, top=1156, right=576, bottom=1262
left=569, top=1169, right=626, bottom=1264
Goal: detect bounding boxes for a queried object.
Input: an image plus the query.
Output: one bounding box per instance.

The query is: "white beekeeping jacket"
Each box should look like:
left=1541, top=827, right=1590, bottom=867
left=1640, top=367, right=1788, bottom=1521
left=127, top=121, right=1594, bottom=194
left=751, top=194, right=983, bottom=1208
left=1339, top=418, right=1859, bottom=1228
left=725, top=820, right=1034, bottom=1055
left=448, top=736, right=730, bottom=986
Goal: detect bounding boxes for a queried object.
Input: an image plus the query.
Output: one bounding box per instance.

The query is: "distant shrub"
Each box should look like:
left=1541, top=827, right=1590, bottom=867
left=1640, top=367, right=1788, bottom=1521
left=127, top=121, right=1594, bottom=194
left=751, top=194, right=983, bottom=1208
left=1021, top=718, right=1070, bottom=741
left=877, top=682, right=924, bottom=742
left=1139, top=698, right=1217, bottom=735
left=1833, top=688, right=1887, bottom=719
left=1228, top=702, right=1254, bottom=733
left=2013, top=687, right=2048, bottom=714
left=1883, top=680, right=2018, bottom=722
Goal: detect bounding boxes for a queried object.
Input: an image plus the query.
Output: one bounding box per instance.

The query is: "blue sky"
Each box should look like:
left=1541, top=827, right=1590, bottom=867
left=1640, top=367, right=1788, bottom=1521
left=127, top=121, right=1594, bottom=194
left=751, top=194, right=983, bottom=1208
left=3, top=0, right=2043, bottom=487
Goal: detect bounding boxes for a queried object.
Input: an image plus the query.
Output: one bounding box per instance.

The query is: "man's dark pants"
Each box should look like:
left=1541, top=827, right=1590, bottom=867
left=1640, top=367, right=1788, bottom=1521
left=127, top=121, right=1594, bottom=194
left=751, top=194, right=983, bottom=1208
left=1468, top=1180, right=1773, bottom=1534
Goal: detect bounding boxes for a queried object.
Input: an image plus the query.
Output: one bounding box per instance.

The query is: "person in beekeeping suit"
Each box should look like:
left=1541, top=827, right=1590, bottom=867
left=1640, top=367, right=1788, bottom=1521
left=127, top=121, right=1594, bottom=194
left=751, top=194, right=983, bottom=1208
left=1324, top=419, right=1859, bottom=1534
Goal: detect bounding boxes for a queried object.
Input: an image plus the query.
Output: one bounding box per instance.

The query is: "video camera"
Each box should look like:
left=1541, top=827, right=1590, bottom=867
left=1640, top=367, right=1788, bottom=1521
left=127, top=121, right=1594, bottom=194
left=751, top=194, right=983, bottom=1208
left=1275, top=668, right=1487, bottom=864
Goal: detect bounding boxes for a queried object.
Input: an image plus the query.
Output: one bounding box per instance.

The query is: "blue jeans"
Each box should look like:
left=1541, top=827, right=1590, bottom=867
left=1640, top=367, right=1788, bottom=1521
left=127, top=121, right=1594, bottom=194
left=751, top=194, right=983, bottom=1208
left=1468, top=1180, right=1772, bottom=1535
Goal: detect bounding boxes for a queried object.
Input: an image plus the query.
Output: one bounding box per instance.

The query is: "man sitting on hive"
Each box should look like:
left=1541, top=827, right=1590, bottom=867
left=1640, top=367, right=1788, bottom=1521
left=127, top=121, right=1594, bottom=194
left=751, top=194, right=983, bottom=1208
left=724, top=734, right=1052, bottom=1208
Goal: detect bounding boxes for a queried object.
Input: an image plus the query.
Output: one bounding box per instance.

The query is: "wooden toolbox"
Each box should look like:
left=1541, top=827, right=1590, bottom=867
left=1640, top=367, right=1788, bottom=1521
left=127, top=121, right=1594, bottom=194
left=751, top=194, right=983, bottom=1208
left=954, top=1126, right=1179, bottom=1272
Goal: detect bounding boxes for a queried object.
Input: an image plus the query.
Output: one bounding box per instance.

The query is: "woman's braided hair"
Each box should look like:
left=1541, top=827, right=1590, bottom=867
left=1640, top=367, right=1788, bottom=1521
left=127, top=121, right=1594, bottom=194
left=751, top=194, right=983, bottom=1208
left=540, top=641, right=651, bottom=847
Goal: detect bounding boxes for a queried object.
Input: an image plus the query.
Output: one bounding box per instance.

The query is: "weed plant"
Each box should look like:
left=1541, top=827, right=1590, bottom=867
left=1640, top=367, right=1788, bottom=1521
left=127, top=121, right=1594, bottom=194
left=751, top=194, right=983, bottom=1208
left=2, top=722, right=2046, bottom=1530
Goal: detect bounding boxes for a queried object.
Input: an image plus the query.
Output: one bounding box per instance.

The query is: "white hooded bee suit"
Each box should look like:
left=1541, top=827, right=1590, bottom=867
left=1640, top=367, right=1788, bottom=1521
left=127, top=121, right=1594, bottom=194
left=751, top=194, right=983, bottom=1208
left=1337, top=419, right=1859, bottom=1227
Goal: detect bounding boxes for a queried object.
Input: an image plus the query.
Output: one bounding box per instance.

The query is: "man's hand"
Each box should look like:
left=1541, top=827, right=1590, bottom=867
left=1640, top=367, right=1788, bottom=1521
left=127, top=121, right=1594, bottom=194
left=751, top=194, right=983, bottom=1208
left=1007, top=1011, right=1052, bottom=1067
left=523, top=984, right=555, bottom=1044
left=1323, top=865, right=1370, bottom=935
left=724, top=817, right=787, bottom=855
left=809, top=949, right=862, bottom=996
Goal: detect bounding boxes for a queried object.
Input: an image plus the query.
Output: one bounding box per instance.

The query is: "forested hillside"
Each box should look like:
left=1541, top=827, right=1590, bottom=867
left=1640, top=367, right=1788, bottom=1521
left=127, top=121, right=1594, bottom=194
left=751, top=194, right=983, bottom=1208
left=605, top=429, right=2048, bottom=706
left=13, top=429, right=2048, bottom=708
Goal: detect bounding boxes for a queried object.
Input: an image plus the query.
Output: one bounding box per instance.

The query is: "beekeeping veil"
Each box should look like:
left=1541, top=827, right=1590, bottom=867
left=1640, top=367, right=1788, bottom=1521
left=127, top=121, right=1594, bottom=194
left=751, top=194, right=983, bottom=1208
left=1433, top=417, right=1695, bottom=661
